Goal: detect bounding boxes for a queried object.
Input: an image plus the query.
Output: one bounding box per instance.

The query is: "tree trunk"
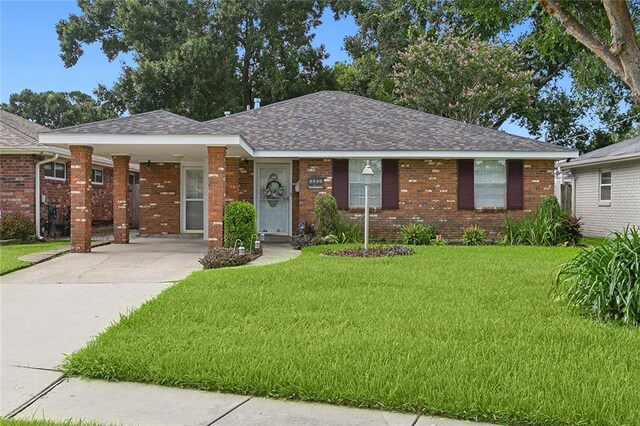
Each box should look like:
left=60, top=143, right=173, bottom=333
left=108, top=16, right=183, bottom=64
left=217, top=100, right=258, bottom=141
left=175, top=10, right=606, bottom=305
left=539, top=0, right=640, bottom=104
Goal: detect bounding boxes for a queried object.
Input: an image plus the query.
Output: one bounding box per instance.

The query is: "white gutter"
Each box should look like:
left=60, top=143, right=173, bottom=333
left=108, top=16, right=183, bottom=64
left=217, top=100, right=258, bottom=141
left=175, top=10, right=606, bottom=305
left=35, top=153, right=58, bottom=240
left=560, top=153, right=640, bottom=170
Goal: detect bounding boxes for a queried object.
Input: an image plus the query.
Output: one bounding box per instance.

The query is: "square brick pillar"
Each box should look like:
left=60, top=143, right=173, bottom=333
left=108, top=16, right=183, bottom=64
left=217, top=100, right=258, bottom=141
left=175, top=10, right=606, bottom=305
left=70, top=145, right=93, bottom=253
left=208, top=146, right=227, bottom=248
left=112, top=155, right=131, bottom=244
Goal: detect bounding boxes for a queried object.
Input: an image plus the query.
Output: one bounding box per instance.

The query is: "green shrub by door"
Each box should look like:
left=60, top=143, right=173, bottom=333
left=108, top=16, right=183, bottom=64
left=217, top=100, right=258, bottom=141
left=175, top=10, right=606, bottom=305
left=223, top=201, right=257, bottom=249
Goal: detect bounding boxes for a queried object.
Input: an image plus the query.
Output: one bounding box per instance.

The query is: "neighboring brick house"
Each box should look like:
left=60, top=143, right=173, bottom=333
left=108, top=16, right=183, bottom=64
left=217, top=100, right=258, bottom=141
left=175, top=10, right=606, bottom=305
left=39, top=91, right=578, bottom=252
left=560, top=136, right=640, bottom=236
left=0, top=110, right=139, bottom=237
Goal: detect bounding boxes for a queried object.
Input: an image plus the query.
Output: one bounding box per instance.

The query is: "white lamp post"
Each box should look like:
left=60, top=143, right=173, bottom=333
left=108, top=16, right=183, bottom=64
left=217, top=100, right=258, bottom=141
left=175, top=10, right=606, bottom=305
left=361, top=160, right=374, bottom=252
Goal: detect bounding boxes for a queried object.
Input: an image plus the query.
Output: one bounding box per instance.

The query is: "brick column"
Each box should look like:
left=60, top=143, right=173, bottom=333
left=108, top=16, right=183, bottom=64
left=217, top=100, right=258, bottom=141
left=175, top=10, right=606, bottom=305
left=70, top=145, right=93, bottom=253
left=112, top=155, right=130, bottom=244
left=208, top=146, right=227, bottom=248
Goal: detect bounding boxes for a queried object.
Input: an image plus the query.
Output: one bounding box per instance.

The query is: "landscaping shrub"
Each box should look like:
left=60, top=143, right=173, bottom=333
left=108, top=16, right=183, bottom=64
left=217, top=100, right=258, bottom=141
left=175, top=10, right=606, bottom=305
left=223, top=201, right=257, bottom=249
left=314, top=195, right=341, bottom=237
left=334, top=218, right=362, bottom=243
left=554, top=226, right=640, bottom=325
left=323, top=245, right=415, bottom=257
left=292, top=220, right=318, bottom=250
left=0, top=212, right=34, bottom=241
left=502, top=196, right=571, bottom=246
left=462, top=225, right=485, bottom=246
left=563, top=214, right=583, bottom=246
left=432, top=234, right=446, bottom=246
left=400, top=222, right=438, bottom=245
left=199, top=248, right=260, bottom=269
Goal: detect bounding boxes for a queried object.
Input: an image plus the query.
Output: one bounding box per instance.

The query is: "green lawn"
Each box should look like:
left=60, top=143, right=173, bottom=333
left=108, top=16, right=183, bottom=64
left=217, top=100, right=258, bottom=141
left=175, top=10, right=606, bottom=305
left=63, top=246, right=640, bottom=425
left=0, top=241, right=70, bottom=275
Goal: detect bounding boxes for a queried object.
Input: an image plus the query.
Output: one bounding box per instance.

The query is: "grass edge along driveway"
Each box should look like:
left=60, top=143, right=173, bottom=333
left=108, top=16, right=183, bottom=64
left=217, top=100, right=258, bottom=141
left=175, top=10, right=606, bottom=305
left=63, top=245, right=640, bottom=425
left=0, top=241, right=70, bottom=275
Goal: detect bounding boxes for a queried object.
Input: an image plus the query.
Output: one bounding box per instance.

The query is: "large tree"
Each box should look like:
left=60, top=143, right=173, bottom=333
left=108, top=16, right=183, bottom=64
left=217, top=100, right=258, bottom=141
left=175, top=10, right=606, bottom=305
left=57, top=0, right=334, bottom=120
left=392, top=36, right=535, bottom=128
left=1, top=89, right=117, bottom=129
left=539, top=0, right=640, bottom=104
left=330, top=0, right=638, bottom=150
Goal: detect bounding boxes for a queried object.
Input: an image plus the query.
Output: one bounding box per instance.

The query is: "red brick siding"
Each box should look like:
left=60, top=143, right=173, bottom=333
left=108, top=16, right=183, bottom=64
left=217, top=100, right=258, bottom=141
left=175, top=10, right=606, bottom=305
left=139, top=162, right=180, bottom=235
left=292, top=160, right=300, bottom=230
left=238, top=159, right=254, bottom=203
left=207, top=147, right=226, bottom=247
left=112, top=156, right=130, bottom=244
left=297, top=158, right=554, bottom=240
left=0, top=155, right=115, bottom=229
left=0, top=154, right=36, bottom=220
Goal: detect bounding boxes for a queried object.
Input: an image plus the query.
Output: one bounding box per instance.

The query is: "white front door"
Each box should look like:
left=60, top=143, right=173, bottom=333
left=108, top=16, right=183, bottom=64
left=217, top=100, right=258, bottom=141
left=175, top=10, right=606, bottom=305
left=182, top=167, right=204, bottom=232
left=256, top=163, right=290, bottom=235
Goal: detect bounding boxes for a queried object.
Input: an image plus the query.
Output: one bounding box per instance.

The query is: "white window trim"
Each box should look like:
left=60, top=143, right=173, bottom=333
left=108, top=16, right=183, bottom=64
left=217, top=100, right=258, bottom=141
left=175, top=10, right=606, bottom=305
left=43, top=161, right=66, bottom=181
left=91, top=168, right=104, bottom=185
left=599, top=169, right=611, bottom=206
left=473, top=159, right=507, bottom=209
left=348, top=159, right=382, bottom=209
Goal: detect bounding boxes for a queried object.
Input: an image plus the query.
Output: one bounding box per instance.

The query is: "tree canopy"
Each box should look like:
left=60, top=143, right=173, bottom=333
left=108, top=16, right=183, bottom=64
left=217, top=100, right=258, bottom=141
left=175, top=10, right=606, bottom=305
left=57, top=0, right=335, bottom=120
left=1, top=89, right=117, bottom=129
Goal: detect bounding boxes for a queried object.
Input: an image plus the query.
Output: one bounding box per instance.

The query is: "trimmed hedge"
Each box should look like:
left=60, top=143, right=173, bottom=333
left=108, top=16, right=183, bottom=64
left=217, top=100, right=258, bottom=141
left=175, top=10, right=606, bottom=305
left=223, top=201, right=257, bottom=249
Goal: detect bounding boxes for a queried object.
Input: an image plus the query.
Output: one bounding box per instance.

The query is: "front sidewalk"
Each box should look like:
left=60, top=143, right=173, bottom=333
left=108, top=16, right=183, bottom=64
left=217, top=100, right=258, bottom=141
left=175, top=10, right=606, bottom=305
left=13, top=377, right=490, bottom=426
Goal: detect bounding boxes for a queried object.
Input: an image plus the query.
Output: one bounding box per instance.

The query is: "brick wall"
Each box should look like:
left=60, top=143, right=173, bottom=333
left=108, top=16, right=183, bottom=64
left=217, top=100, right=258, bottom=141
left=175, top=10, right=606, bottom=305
left=0, top=154, right=36, bottom=220
left=139, top=162, right=180, bottom=235
left=238, top=159, right=254, bottom=203
left=0, top=154, right=115, bottom=227
left=297, top=158, right=555, bottom=240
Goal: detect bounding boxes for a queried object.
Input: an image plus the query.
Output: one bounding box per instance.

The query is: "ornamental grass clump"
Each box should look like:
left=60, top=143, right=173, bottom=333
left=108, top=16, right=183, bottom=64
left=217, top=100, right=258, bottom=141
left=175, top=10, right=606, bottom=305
left=554, top=227, right=640, bottom=325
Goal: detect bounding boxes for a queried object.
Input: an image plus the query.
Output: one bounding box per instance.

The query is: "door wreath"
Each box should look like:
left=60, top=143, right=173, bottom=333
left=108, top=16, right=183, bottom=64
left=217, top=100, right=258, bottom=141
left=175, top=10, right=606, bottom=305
left=264, top=173, right=284, bottom=207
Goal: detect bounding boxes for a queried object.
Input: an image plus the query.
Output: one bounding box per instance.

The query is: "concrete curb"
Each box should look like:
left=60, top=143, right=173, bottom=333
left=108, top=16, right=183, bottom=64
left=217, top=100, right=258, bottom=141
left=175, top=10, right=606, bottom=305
left=17, top=241, right=112, bottom=264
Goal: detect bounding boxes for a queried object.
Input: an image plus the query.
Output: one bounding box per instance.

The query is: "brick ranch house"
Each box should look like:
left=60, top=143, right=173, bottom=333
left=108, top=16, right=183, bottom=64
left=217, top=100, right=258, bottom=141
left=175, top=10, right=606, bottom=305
left=38, top=91, right=578, bottom=252
left=0, top=110, right=139, bottom=237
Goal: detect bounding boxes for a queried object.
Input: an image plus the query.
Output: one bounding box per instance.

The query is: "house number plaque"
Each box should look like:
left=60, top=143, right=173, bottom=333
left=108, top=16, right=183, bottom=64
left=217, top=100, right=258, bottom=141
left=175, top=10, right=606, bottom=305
left=307, top=176, right=324, bottom=189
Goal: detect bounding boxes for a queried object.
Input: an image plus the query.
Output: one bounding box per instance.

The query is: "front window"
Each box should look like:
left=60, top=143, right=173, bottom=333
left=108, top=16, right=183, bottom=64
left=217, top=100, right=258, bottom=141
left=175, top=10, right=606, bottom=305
left=349, top=159, right=382, bottom=208
left=600, top=170, right=611, bottom=202
left=474, top=160, right=506, bottom=208
left=91, top=168, right=103, bottom=185
left=43, top=161, right=66, bottom=180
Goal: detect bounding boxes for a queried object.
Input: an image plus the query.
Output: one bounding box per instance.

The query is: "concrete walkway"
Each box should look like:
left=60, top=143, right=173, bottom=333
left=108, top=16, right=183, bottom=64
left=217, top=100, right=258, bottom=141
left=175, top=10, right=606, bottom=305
left=2, top=240, right=486, bottom=426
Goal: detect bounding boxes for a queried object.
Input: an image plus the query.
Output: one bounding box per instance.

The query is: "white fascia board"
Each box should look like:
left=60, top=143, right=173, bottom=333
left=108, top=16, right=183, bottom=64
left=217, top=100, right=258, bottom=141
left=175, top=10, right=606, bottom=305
left=560, top=153, right=640, bottom=170
left=252, top=150, right=579, bottom=160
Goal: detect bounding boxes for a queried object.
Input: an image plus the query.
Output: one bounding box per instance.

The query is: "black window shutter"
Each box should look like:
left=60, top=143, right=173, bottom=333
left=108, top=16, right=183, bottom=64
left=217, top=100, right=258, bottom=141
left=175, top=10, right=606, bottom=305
left=381, top=159, right=399, bottom=209
left=457, top=159, right=475, bottom=210
left=506, top=160, right=524, bottom=210
left=332, top=159, right=349, bottom=210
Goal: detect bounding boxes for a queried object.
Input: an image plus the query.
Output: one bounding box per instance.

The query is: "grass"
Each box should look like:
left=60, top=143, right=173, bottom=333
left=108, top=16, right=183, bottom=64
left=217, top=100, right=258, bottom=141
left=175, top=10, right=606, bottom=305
left=0, top=420, right=102, bottom=426
left=580, top=236, right=608, bottom=247
left=0, top=241, right=70, bottom=275
left=63, top=246, right=640, bottom=425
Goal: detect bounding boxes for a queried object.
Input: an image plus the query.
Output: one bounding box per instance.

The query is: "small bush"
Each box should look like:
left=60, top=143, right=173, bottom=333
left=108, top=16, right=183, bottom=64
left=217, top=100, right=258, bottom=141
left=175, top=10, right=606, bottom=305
left=432, top=234, right=446, bottom=246
left=0, top=212, right=34, bottom=241
left=297, top=220, right=316, bottom=237
left=335, top=219, right=362, bottom=244
left=323, top=245, right=415, bottom=257
left=223, top=201, right=257, bottom=249
left=314, top=195, right=341, bottom=237
left=462, top=225, right=485, bottom=246
left=502, top=196, right=569, bottom=246
left=400, top=222, right=438, bottom=245
left=562, top=214, right=583, bottom=246
left=554, top=227, right=640, bottom=325
left=199, top=248, right=259, bottom=269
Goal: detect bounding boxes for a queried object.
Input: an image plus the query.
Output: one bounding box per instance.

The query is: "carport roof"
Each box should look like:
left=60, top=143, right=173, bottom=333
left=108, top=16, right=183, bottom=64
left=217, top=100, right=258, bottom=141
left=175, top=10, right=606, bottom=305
left=48, top=110, right=215, bottom=135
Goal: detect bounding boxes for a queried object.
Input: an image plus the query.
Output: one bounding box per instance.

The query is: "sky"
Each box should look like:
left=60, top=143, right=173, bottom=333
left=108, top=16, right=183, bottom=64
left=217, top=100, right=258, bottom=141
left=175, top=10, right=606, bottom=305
left=0, top=0, right=529, bottom=137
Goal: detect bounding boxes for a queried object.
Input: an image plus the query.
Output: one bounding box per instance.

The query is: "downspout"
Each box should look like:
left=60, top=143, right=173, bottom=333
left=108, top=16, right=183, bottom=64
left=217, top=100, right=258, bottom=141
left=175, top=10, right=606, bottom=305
left=35, top=153, right=58, bottom=240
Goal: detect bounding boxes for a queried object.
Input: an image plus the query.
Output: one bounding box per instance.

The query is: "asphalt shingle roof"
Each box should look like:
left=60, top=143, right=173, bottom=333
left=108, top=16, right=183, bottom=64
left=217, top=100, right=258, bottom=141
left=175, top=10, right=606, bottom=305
left=571, top=135, right=640, bottom=162
left=50, top=110, right=214, bottom=135
left=206, top=91, right=572, bottom=153
left=0, top=109, right=49, bottom=148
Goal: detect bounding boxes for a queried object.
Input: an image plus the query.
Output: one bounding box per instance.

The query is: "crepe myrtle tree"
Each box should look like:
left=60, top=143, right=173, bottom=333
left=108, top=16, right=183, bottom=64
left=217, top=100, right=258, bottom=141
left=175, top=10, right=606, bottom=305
left=392, top=36, right=535, bottom=128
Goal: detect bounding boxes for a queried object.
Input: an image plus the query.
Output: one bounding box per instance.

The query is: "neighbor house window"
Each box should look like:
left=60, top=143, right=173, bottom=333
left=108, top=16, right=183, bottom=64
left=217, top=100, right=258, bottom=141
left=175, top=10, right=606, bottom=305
left=600, top=170, right=611, bottom=202
left=348, top=159, right=382, bottom=208
left=91, top=168, right=104, bottom=185
left=474, top=160, right=506, bottom=208
left=43, top=161, right=66, bottom=180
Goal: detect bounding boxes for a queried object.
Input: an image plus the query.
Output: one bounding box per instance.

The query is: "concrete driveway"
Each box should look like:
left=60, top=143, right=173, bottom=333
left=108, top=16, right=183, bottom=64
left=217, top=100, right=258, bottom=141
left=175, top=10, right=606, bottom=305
left=0, top=237, right=206, bottom=416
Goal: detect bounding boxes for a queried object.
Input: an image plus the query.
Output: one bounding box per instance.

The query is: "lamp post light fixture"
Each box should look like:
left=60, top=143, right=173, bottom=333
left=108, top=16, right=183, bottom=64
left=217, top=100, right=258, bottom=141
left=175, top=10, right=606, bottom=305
left=361, top=160, right=374, bottom=252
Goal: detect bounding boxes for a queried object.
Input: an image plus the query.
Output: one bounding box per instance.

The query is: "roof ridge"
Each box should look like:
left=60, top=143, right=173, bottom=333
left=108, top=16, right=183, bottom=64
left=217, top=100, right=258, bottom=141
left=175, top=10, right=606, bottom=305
left=0, top=111, right=46, bottom=142
left=51, top=109, right=207, bottom=133
left=205, top=91, right=338, bottom=124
